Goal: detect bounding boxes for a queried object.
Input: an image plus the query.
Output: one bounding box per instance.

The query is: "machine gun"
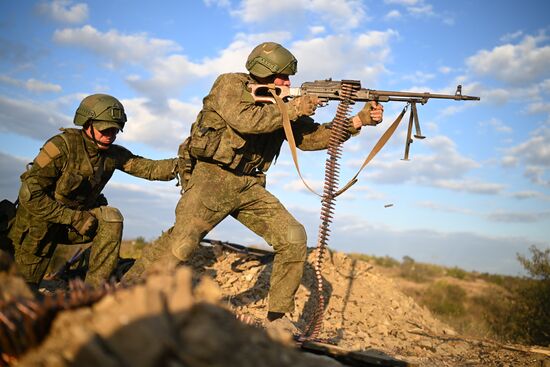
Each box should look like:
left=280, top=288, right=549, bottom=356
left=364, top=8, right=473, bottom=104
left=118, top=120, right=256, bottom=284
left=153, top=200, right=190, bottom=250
left=250, top=79, right=480, bottom=160
left=250, top=79, right=480, bottom=339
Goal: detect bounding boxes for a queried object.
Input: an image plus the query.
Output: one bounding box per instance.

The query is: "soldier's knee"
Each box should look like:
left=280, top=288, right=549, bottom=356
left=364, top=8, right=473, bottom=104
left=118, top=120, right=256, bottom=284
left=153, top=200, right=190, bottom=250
left=97, top=206, right=124, bottom=224
left=287, top=223, right=307, bottom=245
left=171, top=239, right=198, bottom=261
left=283, top=223, right=307, bottom=261
left=94, top=206, right=123, bottom=239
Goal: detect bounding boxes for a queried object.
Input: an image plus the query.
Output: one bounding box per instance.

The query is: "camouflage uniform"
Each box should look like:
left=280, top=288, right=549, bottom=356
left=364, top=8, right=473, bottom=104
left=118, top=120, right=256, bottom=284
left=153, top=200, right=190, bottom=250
left=9, top=128, right=177, bottom=288
left=129, top=72, right=359, bottom=313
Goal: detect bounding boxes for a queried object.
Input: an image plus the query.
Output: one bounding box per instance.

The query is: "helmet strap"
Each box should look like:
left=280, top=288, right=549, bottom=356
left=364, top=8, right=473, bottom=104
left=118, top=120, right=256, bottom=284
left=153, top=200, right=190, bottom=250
left=86, top=122, right=111, bottom=149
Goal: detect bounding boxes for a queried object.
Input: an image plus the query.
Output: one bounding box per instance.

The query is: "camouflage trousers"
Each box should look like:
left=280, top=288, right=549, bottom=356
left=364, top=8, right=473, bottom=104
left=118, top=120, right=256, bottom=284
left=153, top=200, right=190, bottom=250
left=126, top=161, right=307, bottom=314
left=9, top=205, right=123, bottom=288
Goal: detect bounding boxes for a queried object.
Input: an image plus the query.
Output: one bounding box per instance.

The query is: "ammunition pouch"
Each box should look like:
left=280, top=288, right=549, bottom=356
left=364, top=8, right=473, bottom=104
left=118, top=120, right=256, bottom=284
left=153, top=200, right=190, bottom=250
left=188, top=110, right=246, bottom=168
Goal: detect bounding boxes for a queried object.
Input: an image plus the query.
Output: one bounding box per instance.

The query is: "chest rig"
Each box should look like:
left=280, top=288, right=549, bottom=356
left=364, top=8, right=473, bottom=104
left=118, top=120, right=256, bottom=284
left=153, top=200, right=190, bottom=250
left=54, top=129, right=117, bottom=209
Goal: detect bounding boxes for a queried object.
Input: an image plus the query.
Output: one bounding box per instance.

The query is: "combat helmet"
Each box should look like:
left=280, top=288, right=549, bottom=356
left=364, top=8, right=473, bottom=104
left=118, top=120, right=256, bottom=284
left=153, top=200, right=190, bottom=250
left=245, top=42, right=297, bottom=78
left=74, top=94, right=127, bottom=131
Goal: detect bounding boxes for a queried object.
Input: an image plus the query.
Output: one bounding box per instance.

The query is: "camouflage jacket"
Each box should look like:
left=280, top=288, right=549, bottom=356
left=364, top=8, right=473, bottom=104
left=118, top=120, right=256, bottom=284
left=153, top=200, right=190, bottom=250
left=16, top=128, right=177, bottom=226
left=188, top=73, right=359, bottom=174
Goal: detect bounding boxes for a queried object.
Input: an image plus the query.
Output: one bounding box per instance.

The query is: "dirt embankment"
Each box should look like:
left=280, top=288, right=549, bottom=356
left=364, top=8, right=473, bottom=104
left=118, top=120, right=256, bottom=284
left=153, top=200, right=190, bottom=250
left=6, top=244, right=550, bottom=367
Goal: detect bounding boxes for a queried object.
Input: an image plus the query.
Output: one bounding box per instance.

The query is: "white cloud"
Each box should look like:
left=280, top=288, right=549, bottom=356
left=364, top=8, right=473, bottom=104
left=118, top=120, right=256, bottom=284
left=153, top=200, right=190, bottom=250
left=36, top=0, right=88, bottom=24
left=432, top=179, right=505, bottom=195
left=203, top=0, right=231, bottom=7
left=527, top=101, right=550, bottom=115
left=504, top=125, right=550, bottom=186
left=479, top=118, right=513, bottom=134
left=367, top=135, right=479, bottom=181
left=0, top=95, right=71, bottom=141
left=53, top=25, right=181, bottom=66
left=501, top=155, right=517, bottom=167
left=283, top=178, right=324, bottom=193
left=291, top=30, right=398, bottom=84
left=417, top=200, right=476, bottom=216
left=309, top=26, right=326, bottom=35
left=402, top=71, right=436, bottom=84
left=487, top=210, right=550, bottom=223
left=511, top=190, right=549, bottom=201
left=231, top=0, right=367, bottom=31
left=118, top=97, right=200, bottom=151
left=500, top=30, right=524, bottom=43
left=383, top=0, right=449, bottom=22
left=0, top=75, right=62, bottom=93
left=384, top=0, right=420, bottom=5
left=467, top=32, right=550, bottom=85
left=350, top=134, right=505, bottom=195
left=25, top=78, right=63, bottom=93
left=506, top=126, right=550, bottom=167
left=0, top=151, right=30, bottom=200
left=384, top=10, right=401, bottom=20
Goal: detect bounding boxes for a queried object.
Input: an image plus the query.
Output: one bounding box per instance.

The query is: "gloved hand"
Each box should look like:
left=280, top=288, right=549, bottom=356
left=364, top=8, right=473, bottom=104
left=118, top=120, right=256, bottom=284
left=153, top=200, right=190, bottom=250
left=286, top=95, right=320, bottom=121
left=71, top=210, right=98, bottom=237
left=357, top=101, right=384, bottom=126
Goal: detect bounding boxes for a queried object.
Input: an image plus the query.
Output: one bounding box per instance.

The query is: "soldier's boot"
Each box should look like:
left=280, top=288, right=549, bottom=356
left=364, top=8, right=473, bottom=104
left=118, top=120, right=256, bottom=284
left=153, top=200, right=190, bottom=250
left=84, top=206, right=123, bottom=288
left=268, top=223, right=307, bottom=314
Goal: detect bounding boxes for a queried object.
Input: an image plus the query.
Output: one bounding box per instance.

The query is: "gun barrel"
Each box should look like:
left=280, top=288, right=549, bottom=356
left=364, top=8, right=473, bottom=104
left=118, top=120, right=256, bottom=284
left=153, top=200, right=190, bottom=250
left=356, top=88, right=480, bottom=102
left=297, top=80, right=480, bottom=103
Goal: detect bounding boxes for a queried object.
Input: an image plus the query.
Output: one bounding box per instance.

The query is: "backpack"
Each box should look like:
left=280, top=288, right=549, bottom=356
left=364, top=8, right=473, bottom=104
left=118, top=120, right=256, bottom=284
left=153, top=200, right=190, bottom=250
left=0, top=198, right=17, bottom=258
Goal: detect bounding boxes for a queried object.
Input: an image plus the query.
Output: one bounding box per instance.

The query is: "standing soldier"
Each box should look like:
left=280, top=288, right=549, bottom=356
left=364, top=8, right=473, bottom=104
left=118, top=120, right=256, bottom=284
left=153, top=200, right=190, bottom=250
left=125, top=42, right=383, bottom=329
left=8, top=94, right=178, bottom=292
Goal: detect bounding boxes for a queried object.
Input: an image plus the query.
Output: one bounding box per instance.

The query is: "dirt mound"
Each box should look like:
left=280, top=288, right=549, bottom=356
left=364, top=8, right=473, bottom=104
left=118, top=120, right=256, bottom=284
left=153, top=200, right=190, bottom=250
left=7, top=244, right=549, bottom=367
left=184, top=244, right=547, bottom=367
left=16, top=267, right=340, bottom=367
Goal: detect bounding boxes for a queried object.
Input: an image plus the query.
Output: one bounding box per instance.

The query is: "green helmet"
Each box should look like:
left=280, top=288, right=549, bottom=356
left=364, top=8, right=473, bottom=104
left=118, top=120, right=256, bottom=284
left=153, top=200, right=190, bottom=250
left=74, top=94, right=127, bottom=131
left=245, top=42, right=297, bottom=78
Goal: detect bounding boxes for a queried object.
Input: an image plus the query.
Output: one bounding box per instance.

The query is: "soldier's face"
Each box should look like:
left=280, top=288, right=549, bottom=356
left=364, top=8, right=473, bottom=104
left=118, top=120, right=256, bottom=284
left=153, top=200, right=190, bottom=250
left=273, top=74, right=290, bottom=87
left=255, top=74, right=291, bottom=87
left=85, top=125, right=119, bottom=149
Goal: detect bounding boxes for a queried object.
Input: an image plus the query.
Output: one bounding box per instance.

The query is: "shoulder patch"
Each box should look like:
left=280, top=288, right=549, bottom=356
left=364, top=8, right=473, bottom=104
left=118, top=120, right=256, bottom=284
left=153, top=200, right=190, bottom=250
left=43, top=141, right=61, bottom=158
left=34, top=141, right=61, bottom=168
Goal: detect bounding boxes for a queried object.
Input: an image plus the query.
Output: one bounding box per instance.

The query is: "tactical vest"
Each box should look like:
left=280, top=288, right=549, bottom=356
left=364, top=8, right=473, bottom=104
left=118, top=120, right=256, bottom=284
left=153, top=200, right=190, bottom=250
left=52, top=128, right=117, bottom=209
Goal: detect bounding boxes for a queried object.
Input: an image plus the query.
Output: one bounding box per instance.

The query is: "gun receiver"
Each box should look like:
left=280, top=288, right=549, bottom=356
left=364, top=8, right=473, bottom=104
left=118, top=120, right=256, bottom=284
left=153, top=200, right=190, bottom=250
left=249, top=79, right=480, bottom=160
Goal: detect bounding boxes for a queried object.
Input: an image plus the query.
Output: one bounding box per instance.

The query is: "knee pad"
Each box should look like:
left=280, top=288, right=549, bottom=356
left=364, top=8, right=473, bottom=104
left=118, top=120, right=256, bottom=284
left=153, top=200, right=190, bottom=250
left=171, top=240, right=198, bottom=261
left=97, top=206, right=124, bottom=223
left=287, top=223, right=307, bottom=245
left=276, top=223, right=306, bottom=263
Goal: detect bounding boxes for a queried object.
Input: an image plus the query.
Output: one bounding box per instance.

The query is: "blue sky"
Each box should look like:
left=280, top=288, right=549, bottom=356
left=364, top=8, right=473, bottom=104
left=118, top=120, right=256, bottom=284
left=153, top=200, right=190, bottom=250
left=1, top=0, right=549, bottom=275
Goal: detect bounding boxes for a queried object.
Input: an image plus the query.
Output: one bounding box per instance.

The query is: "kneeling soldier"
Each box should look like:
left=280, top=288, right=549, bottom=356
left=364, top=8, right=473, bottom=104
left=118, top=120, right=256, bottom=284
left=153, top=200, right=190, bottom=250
left=9, top=94, right=178, bottom=291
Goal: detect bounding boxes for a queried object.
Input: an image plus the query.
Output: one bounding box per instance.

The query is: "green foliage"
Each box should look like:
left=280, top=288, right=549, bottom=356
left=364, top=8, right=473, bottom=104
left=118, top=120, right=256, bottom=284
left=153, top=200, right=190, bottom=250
left=471, top=289, right=522, bottom=343
left=351, top=248, right=550, bottom=345
left=420, top=281, right=467, bottom=317
left=348, top=253, right=399, bottom=268
left=446, top=266, right=469, bottom=280
left=120, top=237, right=150, bottom=259
left=399, top=256, right=446, bottom=283
left=134, top=236, right=148, bottom=249
left=517, top=245, right=550, bottom=280
left=514, top=246, right=550, bottom=345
